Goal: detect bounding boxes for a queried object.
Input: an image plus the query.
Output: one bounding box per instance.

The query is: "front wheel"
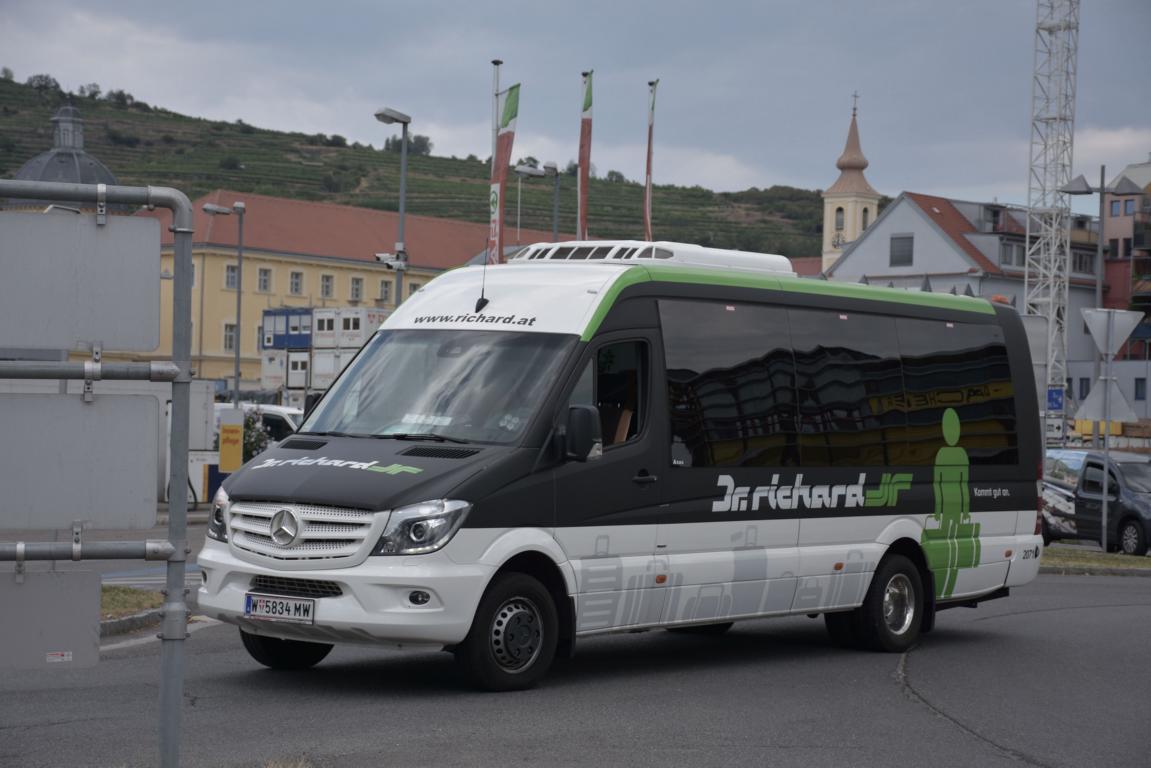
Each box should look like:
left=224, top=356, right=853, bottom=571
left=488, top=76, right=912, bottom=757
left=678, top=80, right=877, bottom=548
left=240, top=629, right=332, bottom=670
left=857, top=555, right=923, bottom=653
left=1118, top=520, right=1148, bottom=556
left=454, top=572, right=558, bottom=691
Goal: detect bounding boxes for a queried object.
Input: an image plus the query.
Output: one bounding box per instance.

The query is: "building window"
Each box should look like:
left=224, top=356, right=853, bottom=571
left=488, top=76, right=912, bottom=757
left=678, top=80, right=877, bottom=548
left=1111, top=200, right=1121, bottom=217
left=350, top=277, right=363, bottom=302
left=321, top=274, right=334, bottom=299
left=1123, top=238, right=1133, bottom=258
left=834, top=207, right=844, bottom=231
left=1126, top=199, right=1136, bottom=216
left=225, top=264, right=238, bottom=290
left=223, top=323, right=237, bottom=352
left=862, top=208, right=870, bottom=230
left=379, top=279, right=391, bottom=303
left=1072, top=251, right=1095, bottom=274
left=290, top=271, right=303, bottom=295
left=1109, top=238, right=1119, bottom=258
left=408, top=282, right=421, bottom=297
left=1001, top=242, right=1025, bottom=267
left=890, top=235, right=914, bottom=267
left=258, top=268, right=272, bottom=293
left=1136, top=378, right=1147, bottom=402
left=1079, top=377, right=1090, bottom=401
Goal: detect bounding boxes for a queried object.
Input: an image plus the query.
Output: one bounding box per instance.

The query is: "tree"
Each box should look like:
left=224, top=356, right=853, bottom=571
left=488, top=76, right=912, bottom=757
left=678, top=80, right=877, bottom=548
left=1, top=67, right=14, bottom=81
left=325, top=134, right=348, bottom=148
left=25, top=73, right=60, bottom=94
left=605, top=170, right=627, bottom=183
left=104, top=89, right=135, bottom=108
left=384, top=134, right=433, bottom=156
left=564, top=160, right=578, bottom=177
left=516, top=156, right=539, bottom=169
left=77, top=82, right=101, bottom=99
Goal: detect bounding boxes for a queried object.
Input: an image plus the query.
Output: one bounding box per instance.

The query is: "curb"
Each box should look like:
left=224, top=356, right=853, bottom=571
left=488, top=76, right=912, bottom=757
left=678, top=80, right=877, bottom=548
left=1039, top=565, right=1151, bottom=578
left=100, top=596, right=201, bottom=638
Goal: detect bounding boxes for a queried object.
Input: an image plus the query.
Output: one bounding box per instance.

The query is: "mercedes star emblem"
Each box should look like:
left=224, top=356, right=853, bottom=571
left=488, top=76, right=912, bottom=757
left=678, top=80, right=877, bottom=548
left=269, top=508, right=301, bottom=547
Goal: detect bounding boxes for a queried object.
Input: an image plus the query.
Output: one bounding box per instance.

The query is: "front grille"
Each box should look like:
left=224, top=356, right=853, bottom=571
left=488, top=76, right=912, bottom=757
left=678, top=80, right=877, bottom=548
left=229, top=501, right=377, bottom=562
left=250, top=575, right=343, bottom=598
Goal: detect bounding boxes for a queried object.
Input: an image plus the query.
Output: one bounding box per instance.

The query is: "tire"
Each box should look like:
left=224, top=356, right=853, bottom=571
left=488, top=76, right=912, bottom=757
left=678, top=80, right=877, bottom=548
left=240, top=629, right=333, bottom=670
left=856, top=554, right=923, bottom=653
left=824, top=611, right=861, bottom=648
left=1118, top=519, right=1148, bottom=557
left=667, top=622, right=734, bottom=636
left=1041, top=517, right=1053, bottom=547
left=454, top=572, right=558, bottom=691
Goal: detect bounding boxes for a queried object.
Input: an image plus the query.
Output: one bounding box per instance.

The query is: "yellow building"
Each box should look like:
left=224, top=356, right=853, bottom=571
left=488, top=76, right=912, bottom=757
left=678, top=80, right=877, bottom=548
left=139, top=190, right=558, bottom=394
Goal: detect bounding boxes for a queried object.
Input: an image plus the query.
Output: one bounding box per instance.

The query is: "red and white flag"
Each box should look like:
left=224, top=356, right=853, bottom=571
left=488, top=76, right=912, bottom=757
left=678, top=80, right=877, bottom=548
left=577, top=71, right=593, bottom=241
left=643, top=79, right=659, bottom=242
left=487, top=83, right=521, bottom=264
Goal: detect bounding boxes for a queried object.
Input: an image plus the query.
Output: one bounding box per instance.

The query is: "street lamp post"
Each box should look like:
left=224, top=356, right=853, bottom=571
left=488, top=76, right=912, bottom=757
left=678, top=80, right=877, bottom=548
left=202, top=201, right=246, bottom=406
left=514, top=164, right=546, bottom=245
left=543, top=161, right=560, bottom=241
left=375, top=106, right=412, bottom=305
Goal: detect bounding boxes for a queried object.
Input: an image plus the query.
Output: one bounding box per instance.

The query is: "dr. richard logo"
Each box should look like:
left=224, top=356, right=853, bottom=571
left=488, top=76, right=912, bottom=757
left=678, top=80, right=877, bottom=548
left=712, top=474, right=868, bottom=513
left=252, top=456, right=423, bottom=475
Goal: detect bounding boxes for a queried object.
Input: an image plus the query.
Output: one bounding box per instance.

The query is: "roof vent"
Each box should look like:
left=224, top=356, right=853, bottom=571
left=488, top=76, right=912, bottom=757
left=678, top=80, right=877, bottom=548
left=509, top=240, right=793, bottom=275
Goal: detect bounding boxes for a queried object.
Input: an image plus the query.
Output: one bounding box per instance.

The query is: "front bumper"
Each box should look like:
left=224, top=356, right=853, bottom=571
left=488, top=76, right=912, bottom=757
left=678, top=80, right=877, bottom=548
left=196, top=538, right=494, bottom=648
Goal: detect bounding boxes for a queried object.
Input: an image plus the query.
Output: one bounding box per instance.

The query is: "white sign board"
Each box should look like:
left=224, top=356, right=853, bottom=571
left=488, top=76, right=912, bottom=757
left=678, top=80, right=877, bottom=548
left=0, top=394, right=158, bottom=530
left=1074, top=379, right=1139, bottom=424
left=0, top=571, right=100, bottom=670
left=0, top=211, right=160, bottom=350
left=1081, top=308, right=1143, bottom=357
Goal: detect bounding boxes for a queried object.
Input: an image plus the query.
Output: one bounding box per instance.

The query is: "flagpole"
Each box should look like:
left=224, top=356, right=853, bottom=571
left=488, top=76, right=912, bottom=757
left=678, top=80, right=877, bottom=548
left=644, top=79, right=659, bottom=242
left=577, top=70, right=593, bottom=241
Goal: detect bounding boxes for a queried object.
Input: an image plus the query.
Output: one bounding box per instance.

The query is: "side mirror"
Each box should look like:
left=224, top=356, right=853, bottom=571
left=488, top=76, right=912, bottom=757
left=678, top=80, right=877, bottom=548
left=565, top=404, right=603, bottom=462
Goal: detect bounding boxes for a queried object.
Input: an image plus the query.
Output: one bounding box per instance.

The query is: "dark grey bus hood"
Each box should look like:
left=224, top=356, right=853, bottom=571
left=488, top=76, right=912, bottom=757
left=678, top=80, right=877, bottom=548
left=221, top=436, right=514, bottom=511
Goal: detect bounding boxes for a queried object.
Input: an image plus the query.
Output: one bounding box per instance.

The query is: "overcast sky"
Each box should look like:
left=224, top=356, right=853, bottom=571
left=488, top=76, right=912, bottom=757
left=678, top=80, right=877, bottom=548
left=3, top=0, right=1149, bottom=213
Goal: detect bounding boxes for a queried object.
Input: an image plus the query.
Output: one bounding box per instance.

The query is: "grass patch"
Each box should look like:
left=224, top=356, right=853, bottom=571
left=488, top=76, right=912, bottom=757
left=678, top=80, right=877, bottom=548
left=1042, top=544, right=1151, bottom=571
left=100, top=586, right=164, bottom=620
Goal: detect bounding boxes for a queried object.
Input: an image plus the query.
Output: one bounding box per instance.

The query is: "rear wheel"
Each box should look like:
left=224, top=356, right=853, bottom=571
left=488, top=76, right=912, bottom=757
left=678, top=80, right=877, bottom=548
left=667, top=622, right=734, bottom=636
left=857, top=555, right=923, bottom=653
left=1118, top=520, right=1148, bottom=556
left=455, top=572, right=558, bottom=691
left=239, top=629, right=332, bottom=670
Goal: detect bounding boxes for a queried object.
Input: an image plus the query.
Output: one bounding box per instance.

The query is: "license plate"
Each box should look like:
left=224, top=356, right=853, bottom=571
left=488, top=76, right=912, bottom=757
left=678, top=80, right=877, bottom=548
left=244, top=593, right=315, bottom=624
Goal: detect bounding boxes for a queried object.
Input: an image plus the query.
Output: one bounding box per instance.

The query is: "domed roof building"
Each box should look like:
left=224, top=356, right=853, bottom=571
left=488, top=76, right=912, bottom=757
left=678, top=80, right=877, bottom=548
left=6, top=103, right=127, bottom=211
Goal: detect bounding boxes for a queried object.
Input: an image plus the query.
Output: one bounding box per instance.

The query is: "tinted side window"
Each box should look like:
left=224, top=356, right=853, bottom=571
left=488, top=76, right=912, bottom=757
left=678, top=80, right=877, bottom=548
left=660, top=300, right=797, bottom=468
left=788, top=309, right=907, bottom=467
left=568, top=340, right=647, bottom=448
left=898, top=318, right=1017, bottom=465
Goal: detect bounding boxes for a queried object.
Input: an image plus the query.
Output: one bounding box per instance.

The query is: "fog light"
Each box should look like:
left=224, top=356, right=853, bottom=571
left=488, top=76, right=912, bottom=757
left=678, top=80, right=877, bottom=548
left=409, top=590, right=430, bottom=606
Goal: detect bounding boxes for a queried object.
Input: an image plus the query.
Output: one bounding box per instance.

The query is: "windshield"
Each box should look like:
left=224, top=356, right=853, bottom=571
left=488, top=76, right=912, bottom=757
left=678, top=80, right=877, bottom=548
left=1120, top=462, right=1151, bottom=493
left=301, top=329, right=575, bottom=444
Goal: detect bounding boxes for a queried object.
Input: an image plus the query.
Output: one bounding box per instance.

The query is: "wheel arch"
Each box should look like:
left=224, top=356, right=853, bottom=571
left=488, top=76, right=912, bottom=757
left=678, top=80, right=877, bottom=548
left=495, top=550, right=576, bottom=660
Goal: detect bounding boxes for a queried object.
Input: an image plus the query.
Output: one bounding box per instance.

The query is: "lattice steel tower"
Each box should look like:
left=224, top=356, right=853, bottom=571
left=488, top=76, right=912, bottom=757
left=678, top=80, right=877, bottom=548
left=1024, top=0, right=1079, bottom=428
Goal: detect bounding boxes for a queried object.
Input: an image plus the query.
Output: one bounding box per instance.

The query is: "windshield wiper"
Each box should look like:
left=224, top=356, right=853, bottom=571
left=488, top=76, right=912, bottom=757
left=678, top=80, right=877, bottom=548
left=372, top=432, right=471, bottom=444
left=296, top=430, right=360, bottom=438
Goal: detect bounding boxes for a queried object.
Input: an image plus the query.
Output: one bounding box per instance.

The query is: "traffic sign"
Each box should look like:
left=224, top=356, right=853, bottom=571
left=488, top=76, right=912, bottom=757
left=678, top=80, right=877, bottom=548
left=1046, top=387, right=1064, bottom=413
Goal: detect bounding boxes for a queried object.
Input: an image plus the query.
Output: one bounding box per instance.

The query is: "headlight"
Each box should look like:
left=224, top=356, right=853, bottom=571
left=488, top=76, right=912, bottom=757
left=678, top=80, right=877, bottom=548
left=371, top=499, right=470, bottom=556
left=208, top=487, right=230, bottom=542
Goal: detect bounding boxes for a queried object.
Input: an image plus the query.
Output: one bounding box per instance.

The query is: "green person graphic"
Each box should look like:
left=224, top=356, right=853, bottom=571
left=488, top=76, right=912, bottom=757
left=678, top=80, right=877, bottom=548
left=922, top=408, right=981, bottom=599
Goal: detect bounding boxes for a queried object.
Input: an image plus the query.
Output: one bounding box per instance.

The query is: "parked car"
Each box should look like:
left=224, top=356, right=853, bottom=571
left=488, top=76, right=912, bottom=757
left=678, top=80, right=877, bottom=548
left=1042, top=449, right=1151, bottom=555
left=213, top=403, right=303, bottom=444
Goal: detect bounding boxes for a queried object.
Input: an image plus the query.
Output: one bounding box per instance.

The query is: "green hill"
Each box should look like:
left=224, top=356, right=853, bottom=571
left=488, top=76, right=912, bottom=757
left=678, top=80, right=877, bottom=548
left=0, top=75, right=824, bottom=257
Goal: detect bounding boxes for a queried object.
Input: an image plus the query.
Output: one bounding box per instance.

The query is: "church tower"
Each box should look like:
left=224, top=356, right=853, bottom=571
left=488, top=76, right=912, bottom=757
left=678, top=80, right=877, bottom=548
left=821, top=98, right=881, bottom=271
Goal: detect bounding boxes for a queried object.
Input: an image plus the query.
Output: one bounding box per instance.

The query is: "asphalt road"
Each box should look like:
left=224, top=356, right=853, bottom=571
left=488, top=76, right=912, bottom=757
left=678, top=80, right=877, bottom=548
left=1, top=573, right=1148, bottom=768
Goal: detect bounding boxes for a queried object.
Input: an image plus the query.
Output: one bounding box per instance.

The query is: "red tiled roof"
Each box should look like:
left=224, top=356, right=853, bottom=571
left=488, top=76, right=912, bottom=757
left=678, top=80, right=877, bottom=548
left=904, top=192, right=1001, bottom=274
left=142, top=190, right=564, bottom=271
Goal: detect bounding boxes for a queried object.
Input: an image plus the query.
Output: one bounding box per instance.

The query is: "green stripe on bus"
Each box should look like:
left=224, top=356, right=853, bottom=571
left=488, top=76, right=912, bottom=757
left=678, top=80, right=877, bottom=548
left=581, top=265, right=994, bottom=340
